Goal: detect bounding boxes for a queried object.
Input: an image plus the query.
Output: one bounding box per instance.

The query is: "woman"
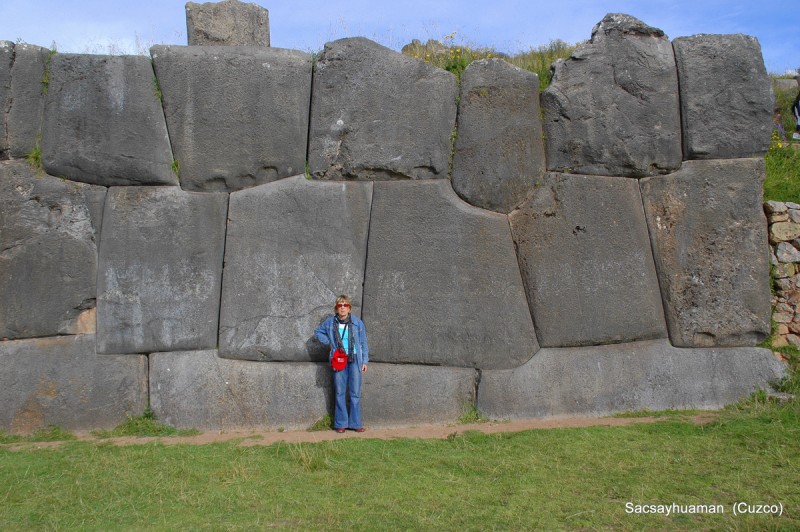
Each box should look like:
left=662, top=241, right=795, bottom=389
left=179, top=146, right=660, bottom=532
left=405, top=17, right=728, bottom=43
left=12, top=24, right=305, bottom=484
left=314, top=295, right=369, bottom=433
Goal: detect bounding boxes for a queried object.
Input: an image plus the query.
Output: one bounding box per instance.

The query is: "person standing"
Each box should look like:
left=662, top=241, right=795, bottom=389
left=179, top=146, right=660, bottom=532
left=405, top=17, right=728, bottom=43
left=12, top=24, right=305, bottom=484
left=314, top=295, right=369, bottom=433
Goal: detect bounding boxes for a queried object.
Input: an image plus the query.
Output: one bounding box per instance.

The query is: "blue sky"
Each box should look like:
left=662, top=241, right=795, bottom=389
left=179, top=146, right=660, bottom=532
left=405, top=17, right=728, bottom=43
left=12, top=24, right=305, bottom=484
left=2, top=0, right=798, bottom=73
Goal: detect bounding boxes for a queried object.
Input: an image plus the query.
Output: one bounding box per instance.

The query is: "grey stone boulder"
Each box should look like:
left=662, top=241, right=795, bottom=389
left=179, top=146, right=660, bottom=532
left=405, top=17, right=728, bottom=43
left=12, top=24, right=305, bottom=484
left=510, top=172, right=667, bottom=347
left=477, top=339, right=786, bottom=419
left=0, top=41, right=12, bottom=159
left=8, top=44, right=50, bottom=158
left=452, top=59, right=546, bottom=213
left=0, top=335, right=148, bottom=433
left=150, top=351, right=330, bottom=430
left=41, top=54, right=177, bottom=186
left=0, top=161, right=106, bottom=340
left=640, top=159, right=771, bottom=347
left=186, top=0, right=270, bottom=46
left=673, top=34, right=773, bottom=159
left=542, top=13, right=681, bottom=177
left=362, top=180, right=538, bottom=368
left=219, top=176, right=372, bottom=361
left=96, top=187, right=228, bottom=354
left=151, top=45, right=311, bottom=192
left=308, top=37, right=457, bottom=180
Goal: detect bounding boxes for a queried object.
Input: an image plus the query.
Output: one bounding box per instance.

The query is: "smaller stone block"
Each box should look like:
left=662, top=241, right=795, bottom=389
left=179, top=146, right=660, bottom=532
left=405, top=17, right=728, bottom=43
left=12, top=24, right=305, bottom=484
left=186, top=0, right=270, bottom=46
left=0, top=335, right=148, bottom=433
left=673, top=34, right=773, bottom=159
left=0, top=41, right=12, bottom=159
left=8, top=44, right=50, bottom=158
left=770, top=222, right=800, bottom=244
left=452, top=59, right=546, bottom=213
left=41, top=54, right=177, bottom=186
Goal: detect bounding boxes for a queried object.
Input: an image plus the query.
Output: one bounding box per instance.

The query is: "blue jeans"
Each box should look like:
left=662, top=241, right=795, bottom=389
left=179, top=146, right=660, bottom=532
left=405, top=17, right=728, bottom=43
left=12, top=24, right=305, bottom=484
left=333, top=361, right=362, bottom=429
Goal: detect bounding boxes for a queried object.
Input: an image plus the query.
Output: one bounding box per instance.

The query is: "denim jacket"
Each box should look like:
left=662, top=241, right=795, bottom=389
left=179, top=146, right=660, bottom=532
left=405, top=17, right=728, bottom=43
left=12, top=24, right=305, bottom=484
left=314, top=315, right=369, bottom=368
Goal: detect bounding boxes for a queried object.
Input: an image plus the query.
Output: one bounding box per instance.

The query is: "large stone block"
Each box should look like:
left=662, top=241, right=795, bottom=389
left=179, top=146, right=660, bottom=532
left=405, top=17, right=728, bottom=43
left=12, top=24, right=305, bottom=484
left=452, top=59, right=546, bottom=213
left=96, top=187, right=227, bottom=354
left=640, top=159, right=771, bottom=347
left=362, top=180, right=538, bottom=368
left=186, top=0, right=270, bottom=46
left=477, top=339, right=786, bottom=419
left=673, top=34, right=773, bottom=159
left=150, top=350, right=330, bottom=430
left=0, top=41, right=12, bottom=159
left=219, top=176, right=372, bottom=361
left=1, top=161, right=106, bottom=339
left=41, top=54, right=177, bottom=186
left=0, top=335, right=148, bottom=433
left=308, top=38, right=457, bottom=180
left=542, top=14, right=681, bottom=177
left=8, top=44, right=49, bottom=158
left=151, top=45, right=311, bottom=192
left=509, top=172, right=667, bottom=347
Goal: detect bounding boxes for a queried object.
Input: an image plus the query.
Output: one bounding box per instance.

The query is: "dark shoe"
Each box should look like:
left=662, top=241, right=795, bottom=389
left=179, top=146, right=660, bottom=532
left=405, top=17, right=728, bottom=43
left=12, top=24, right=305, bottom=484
left=335, top=428, right=346, bottom=433
left=354, top=427, right=365, bottom=433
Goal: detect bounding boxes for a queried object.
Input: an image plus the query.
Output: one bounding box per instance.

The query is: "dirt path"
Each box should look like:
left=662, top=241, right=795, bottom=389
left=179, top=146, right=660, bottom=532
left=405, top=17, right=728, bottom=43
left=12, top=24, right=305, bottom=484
left=4, top=414, right=719, bottom=450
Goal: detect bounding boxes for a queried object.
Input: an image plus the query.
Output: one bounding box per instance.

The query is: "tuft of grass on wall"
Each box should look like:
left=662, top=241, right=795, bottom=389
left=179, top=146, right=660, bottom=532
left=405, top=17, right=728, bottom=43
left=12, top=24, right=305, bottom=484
left=764, top=137, right=800, bottom=203
left=91, top=407, right=199, bottom=438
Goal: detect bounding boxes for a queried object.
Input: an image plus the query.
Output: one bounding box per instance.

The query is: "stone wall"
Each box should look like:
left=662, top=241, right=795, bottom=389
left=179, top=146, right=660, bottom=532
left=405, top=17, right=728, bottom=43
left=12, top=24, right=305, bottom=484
left=0, top=6, right=787, bottom=432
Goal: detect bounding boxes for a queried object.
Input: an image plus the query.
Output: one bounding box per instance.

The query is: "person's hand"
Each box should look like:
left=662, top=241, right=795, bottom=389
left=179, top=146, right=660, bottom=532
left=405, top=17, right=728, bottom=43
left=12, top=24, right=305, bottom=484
left=361, top=364, right=368, bottom=374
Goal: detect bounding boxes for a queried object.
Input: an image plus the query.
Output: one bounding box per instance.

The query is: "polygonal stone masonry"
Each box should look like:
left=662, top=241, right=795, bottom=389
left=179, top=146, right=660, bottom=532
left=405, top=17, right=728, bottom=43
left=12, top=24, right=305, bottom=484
left=186, top=0, right=270, bottom=46
left=8, top=43, right=49, bottom=158
left=0, top=41, right=12, bottom=159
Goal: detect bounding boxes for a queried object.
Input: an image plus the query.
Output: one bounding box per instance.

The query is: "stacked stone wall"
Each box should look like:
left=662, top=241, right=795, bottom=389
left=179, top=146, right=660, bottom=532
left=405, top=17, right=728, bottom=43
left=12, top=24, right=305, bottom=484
left=0, top=5, right=787, bottom=432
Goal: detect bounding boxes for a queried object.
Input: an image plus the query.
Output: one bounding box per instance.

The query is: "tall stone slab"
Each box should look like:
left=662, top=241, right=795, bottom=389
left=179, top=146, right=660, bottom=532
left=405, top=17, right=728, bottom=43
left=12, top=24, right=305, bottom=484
left=640, top=159, right=771, bottom=347
left=1, top=161, right=106, bottom=340
left=509, top=173, right=667, bottom=347
left=477, top=340, right=786, bottom=420
left=0, top=41, right=12, bottom=160
left=219, top=176, right=372, bottom=361
left=0, top=335, right=148, bottom=433
left=150, top=351, right=330, bottom=430
left=186, top=0, right=270, bottom=46
left=96, top=187, right=227, bottom=354
left=308, top=37, right=457, bottom=181
left=41, top=54, right=177, bottom=186
left=452, top=59, right=546, bottom=213
left=151, top=45, right=311, bottom=192
left=673, top=34, right=773, bottom=160
left=362, top=180, right=538, bottom=368
left=542, top=14, right=681, bottom=177
left=8, top=44, right=49, bottom=158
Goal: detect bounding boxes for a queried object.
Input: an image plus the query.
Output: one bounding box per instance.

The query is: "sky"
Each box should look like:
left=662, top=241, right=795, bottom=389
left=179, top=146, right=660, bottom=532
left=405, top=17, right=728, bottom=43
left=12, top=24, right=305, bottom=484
left=1, top=0, right=798, bottom=74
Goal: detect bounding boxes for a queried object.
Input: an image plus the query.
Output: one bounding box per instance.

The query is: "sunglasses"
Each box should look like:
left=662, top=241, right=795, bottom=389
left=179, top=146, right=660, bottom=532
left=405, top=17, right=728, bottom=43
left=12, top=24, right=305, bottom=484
left=336, top=303, right=351, bottom=309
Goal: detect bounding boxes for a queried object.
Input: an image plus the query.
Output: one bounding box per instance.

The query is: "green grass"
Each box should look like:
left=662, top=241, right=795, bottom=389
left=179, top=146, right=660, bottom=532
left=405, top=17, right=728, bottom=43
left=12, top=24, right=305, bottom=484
left=764, top=139, right=800, bottom=202
left=307, top=413, right=333, bottom=431
left=91, top=409, right=199, bottom=439
left=0, top=425, right=75, bottom=444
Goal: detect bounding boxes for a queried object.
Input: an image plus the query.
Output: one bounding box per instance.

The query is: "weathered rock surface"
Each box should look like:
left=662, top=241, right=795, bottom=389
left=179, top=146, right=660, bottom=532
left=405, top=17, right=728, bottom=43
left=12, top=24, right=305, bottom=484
left=219, top=176, right=372, bottom=361
left=0, top=161, right=106, bottom=339
left=477, top=339, right=786, bottom=419
left=41, top=54, right=177, bottom=186
left=308, top=37, right=457, bottom=180
left=186, top=0, right=270, bottom=46
left=673, top=34, right=773, bottom=159
left=8, top=44, right=49, bottom=158
left=0, top=41, right=12, bottom=159
left=542, top=14, right=681, bottom=177
left=150, top=351, right=330, bottom=430
left=452, top=59, right=546, bottom=213
left=0, top=335, right=148, bottom=433
left=640, top=159, right=771, bottom=347
left=510, top=172, right=667, bottom=347
left=151, top=45, right=311, bottom=192
left=96, top=187, right=227, bottom=354
left=362, top=180, right=538, bottom=368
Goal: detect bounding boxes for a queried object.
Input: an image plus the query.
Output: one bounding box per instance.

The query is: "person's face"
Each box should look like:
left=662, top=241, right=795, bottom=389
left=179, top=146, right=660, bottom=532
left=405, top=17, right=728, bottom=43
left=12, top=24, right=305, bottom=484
left=336, top=301, right=351, bottom=319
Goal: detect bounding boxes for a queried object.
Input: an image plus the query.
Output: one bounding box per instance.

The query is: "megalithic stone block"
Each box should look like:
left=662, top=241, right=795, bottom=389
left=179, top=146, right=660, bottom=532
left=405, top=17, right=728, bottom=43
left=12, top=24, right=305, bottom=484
left=151, top=45, right=312, bottom=192
left=673, top=34, right=773, bottom=159
left=41, top=54, right=177, bottom=186
left=9, top=44, right=49, bottom=158
left=309, top=37, right=458, bottom=180
left=640, top=159, right=771, bottom=347
left=542, top=14, right=681, bottom=177
left=96, top=187, right=228, bottom=354
left=0, top=161, right=106, bottom=340
left=186, top=0, right=270, bottom=46
left=477, top=339, right=786, bottom=420
left=219, top=176, right=372, bottom=361
left=452, top=59, right=546, bottom=213
left=0, top=335, right=148, bottom=433
left=362, top=180, right=539, bottom=368
left=0, top=41, right=12, bottom=160
left=509, top=172, right=667, bottom=347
